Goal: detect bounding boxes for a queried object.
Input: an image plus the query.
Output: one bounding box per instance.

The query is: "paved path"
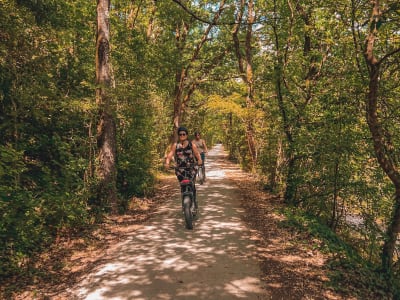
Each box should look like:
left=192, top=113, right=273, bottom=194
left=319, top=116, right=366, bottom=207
left=69, top=144, right=267, bottom=299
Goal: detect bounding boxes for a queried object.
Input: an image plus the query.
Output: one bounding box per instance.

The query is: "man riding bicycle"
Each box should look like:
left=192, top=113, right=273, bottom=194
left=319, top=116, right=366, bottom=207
left=192, top=131, right=208, bottom=181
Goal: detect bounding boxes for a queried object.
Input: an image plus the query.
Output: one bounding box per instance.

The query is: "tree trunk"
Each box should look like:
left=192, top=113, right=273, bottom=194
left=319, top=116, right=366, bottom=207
left=245, top=0, right=257, bottom=170
left=232, top=0, right=257, bottom=170
left=367, top=61, right=400, bottom=272
left=95, top=0, right=117, bottom=213
left=284, top=145, right=296, bottom=204
left=272, top=0, right=296, bottom=204
left=363, top=0, right=400, bottom=272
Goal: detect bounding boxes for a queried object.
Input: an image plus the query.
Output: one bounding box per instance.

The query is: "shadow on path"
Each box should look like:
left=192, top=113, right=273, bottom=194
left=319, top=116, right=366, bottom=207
left=70, top=144, right=267, bottom=300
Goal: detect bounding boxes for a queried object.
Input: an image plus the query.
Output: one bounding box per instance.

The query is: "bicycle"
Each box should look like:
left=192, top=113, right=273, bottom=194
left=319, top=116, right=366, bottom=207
left=173, top=167, right=198, bottom=230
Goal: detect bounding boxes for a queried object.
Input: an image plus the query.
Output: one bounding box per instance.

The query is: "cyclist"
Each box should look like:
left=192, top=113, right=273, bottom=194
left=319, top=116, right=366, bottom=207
left=192, top=131, right=208, bottom=180
left=165, top=126, right=203, bottom=206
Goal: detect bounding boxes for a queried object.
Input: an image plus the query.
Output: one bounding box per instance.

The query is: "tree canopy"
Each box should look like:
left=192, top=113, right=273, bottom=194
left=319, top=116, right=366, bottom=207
left=1, top=0, right=400, bottom=295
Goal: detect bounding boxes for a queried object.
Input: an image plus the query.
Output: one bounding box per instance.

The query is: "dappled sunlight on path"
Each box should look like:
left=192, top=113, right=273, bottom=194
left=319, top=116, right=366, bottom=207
left=69, top=144, right=267, bottom=300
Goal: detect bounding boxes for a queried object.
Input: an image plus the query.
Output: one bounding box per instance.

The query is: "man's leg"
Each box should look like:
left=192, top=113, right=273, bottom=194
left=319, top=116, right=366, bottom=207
left=201, top=152, right=206, bottom=181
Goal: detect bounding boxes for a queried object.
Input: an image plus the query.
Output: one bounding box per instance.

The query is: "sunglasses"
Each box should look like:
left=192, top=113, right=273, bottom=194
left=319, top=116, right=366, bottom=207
left=179, top=133, right=187, bottom=136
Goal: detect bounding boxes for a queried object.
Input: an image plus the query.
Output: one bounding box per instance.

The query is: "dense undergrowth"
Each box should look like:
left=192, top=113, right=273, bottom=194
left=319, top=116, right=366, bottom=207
left=281, top=209, right=398, bottom=299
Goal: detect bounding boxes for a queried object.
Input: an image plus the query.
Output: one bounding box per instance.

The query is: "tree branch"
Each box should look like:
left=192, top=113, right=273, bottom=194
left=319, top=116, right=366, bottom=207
left=171, top=0, right=264, bottom=25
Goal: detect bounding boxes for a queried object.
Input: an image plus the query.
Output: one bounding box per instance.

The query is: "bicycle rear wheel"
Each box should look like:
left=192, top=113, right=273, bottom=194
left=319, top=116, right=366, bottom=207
left=183, top=196, right=193, bottom=229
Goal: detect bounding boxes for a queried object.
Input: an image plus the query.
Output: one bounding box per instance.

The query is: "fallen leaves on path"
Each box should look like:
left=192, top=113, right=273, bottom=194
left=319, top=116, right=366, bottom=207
left=228, top=172, right=352, bottom=300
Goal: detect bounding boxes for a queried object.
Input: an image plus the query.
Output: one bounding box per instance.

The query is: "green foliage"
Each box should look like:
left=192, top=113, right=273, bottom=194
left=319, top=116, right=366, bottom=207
left=280, top=209, right=359, bottom=257
left=0, top=0, right=94, bottom=280
left=115, top=89, right=156, bottom=199
left=0, top=144, right=89, bottom=278
left=280, top=208, right=396, bottom=298
left=1, top=0, right=400, bottom=291
left=252, top=0, right=400, bottom=280
left=205, top=85, right=266, bottom=168
left=110, top=8, right=163, bottom=202
left=328, top=258, right=395, bottom=299
left=0, top=190, right=46, bottom=277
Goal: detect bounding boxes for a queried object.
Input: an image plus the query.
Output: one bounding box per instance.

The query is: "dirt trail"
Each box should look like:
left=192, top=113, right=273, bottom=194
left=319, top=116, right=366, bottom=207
left=68, top=144, right=268, bottom=299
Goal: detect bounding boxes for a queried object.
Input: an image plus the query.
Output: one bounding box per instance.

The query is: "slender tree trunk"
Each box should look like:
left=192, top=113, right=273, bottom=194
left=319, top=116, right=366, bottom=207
left=170, top=21, right=189, bottom=145
left=367, top=61, right=400, bottom=272
left=269, top=137, right=284, bottom=192
left=382, top=192, right=400, bottom=272
left=146, top=0, right=157, bottom=40
left=127, top=1, right=140, bottom=29
left=363, top=0, right=400, bottom=272
left=284, top=145, right=296, bottom=204
left=245, top=0, right=257, bottom=170
left=329, top=159, right=340, bottom=230
left=330, top=98, right=344, bottom=230
left=272, top=0, right=296, bottom=204
left=232, top=0, right=257, bottom=170
left=273, top=0, right=328, bottom=204
left=95, top=0, right=117, bottom=213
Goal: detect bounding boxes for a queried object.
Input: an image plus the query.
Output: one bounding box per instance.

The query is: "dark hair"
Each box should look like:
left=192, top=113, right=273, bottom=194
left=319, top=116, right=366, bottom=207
left=194, top=131, right=200, bottom=135
left=177, top=126, right=188, bottom=134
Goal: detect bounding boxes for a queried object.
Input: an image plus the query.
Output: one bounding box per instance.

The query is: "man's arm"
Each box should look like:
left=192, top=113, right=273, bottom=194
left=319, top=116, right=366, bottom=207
left=202, top=139, right=208, bottom=153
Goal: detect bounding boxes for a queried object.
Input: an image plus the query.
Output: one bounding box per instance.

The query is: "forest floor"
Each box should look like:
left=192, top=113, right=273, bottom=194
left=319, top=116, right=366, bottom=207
left=3, top=145, right=382, bottom=299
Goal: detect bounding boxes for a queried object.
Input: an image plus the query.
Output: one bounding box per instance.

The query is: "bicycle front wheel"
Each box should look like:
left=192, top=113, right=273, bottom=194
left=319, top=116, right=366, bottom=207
left=183, top=196, right=193, bottom=229
left=198, top=166, right=204, bottom=185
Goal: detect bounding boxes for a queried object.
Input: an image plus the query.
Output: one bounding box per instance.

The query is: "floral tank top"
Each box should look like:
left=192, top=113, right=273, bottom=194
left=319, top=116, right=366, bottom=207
left=175, top=141, right=197, bottom=181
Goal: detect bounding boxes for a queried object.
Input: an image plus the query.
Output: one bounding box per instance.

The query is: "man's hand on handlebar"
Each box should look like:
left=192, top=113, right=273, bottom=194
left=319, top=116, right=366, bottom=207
left=164, top=160, right=171, bottom=170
